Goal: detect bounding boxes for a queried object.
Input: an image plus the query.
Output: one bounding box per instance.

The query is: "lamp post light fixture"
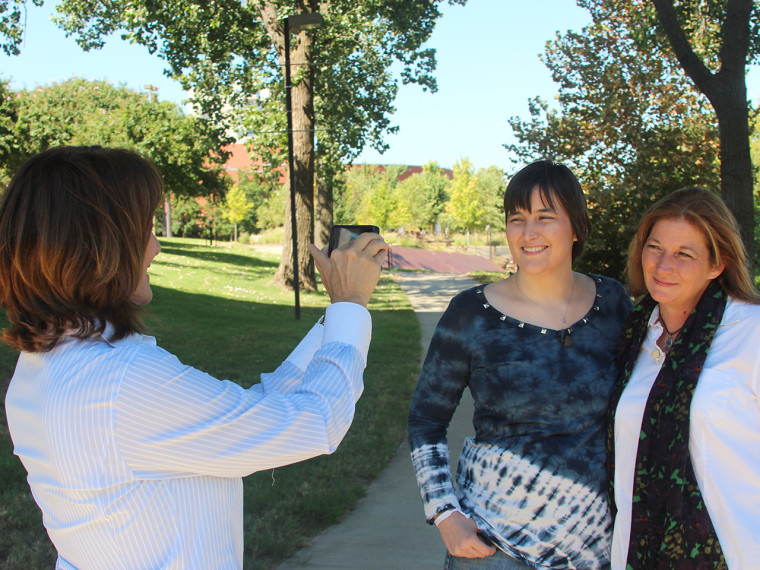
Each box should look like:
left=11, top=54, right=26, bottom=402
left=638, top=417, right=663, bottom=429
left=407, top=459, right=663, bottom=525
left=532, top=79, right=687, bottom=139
left=284, top=12, right=323, bottom=320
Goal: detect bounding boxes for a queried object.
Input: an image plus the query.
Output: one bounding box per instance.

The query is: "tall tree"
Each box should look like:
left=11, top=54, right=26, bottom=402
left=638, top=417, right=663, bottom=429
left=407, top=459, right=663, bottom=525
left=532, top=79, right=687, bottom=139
left=55, top=0, right=465, bottom=290
left=395, top=161, right=451, bottom=231
left=445, top=158, right=483, bottom=238
left=507, top=0, right=721, bottom=279
left=651, top=0, right=759, bottom=263
left=359, top=178, right=397, bottom=231
left=474, top=165, right=506, bottom=232
left=335, top=164, right=384, bottom=225
left=222, top=183, right=254, bottom=241
left=13, top=78, right=228, bottom=200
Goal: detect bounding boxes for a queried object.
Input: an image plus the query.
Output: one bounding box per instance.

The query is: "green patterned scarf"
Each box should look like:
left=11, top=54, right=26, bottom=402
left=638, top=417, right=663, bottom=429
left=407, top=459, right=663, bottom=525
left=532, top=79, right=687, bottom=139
left=607, top=280, right=727, bottom=569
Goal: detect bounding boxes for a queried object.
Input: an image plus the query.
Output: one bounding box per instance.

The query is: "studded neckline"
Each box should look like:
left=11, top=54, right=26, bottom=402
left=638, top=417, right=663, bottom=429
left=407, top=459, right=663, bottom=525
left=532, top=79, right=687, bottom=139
left=475, top=276, right=604, bottom=339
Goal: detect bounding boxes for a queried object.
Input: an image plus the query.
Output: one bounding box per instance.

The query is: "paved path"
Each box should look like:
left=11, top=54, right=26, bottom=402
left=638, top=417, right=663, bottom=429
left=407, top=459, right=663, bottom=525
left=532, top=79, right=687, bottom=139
left=387, top=246, right=505, bottom=274
left=278, top=273, right=478, bottom=569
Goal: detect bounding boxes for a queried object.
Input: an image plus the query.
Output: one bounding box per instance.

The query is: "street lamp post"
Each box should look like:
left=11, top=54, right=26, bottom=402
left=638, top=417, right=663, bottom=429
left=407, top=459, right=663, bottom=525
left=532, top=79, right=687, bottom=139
left=284, top=12, right=323, bottom=320
left=144, top=84, right=172, bottom=239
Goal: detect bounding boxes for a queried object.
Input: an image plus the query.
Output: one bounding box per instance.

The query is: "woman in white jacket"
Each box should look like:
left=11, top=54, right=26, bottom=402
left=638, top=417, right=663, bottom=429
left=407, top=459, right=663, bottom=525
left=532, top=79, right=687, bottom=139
left=609, top=186, right=760, bottom=569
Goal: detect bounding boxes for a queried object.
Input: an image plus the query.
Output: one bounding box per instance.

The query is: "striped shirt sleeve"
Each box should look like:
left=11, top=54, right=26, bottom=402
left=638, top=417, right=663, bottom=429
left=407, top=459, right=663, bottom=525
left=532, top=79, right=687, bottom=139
left=114, top=303, right=371, bottom=478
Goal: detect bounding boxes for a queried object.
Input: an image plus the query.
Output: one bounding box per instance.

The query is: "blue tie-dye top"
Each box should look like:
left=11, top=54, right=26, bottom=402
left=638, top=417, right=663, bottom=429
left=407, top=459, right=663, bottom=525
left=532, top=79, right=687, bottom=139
left=408, top=275, right=632, bottom=569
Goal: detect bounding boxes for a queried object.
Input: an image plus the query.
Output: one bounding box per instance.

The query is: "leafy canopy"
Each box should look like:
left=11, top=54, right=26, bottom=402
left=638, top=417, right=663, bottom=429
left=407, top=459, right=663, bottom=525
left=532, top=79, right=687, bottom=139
left=507, top=0, right=721, bottom=279
left=0, top=0, right=44, bottom=56
left=12, top=78, right=229, bottom=198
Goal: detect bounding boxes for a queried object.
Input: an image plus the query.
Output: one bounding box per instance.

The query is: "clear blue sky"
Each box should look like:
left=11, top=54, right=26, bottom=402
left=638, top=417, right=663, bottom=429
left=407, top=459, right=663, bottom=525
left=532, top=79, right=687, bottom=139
left=2, top=0, right=758, bottom=172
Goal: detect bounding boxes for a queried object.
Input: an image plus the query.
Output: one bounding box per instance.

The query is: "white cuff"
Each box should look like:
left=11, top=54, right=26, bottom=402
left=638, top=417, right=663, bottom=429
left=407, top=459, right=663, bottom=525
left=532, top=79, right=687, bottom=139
left=322, top=302, right=372, bottom=363
left=284, top=322, right=324, bottom=372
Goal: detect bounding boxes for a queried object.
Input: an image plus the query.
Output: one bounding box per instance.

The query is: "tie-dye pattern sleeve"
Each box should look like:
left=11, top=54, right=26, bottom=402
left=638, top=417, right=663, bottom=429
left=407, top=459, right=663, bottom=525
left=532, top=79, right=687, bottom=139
left=408, top=292, right=473, bottom=522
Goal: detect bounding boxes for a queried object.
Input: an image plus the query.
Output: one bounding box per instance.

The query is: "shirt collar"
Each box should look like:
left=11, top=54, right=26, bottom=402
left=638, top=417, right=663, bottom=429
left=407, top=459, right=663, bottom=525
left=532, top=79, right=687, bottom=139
left=647, top=297, right=741, bottom=331
left=647, top=305, right=663, bottom=330
left=100, top=322, right=157, bottom=348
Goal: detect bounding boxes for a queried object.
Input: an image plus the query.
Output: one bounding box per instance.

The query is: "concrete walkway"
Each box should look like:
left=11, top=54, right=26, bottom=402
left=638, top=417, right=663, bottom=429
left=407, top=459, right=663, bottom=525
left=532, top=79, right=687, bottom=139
left=278, top=273, right=478, bottom=569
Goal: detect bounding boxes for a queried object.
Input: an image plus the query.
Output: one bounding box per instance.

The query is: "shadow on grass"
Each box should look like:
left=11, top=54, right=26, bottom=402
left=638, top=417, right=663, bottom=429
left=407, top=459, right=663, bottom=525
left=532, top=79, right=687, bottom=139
left=0, top=275, right=420, bottom=569
left=146, top=285, right=326, bottom=384
left=158, top=244, right=280, bottom=272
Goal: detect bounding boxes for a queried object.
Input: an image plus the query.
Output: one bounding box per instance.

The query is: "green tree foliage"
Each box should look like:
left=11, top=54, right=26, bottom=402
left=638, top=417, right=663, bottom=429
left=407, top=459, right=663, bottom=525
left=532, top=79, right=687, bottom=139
left=13, top=78, right=229, bottom=199
left=53, top=0, right=466, bottom=290
left=394, top=161, right=451, bottom=231
left=0, top=0, right=43, bottom=56
left=359, top=179, right=397, bottom=230
left=235, top=170, right=279, bottom=234
left=751, top=113, right=760, bottom=264
left=169, top=195, right=204, bottom=238
left=445, top=158, right=483, bottom=234
left=336, top=164, right=411, bottom=230
left=336, top=162, right=503, bottom=235
left=507, top=0, right=721, bottom=279
left=474, top=165, right=507, bottom=232
left=335, top=165, right=384, bottom=225
left=0, top=78, right=20, bottom=183
left=199, top=199, right=233, bottom=244
left=222, top=183, right=254, bottom=241
left=256, top=183, right=288, bottom=231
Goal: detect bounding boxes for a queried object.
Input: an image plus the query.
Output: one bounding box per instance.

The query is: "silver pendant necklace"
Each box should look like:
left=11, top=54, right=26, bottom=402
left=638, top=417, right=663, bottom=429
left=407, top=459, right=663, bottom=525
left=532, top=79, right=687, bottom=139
left=660, top=315, right=683, bottom=353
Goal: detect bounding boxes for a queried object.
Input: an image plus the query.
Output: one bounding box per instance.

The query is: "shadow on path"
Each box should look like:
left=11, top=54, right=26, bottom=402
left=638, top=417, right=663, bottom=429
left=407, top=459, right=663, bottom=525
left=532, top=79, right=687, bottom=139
left=278, top=273, right=478, bottom=569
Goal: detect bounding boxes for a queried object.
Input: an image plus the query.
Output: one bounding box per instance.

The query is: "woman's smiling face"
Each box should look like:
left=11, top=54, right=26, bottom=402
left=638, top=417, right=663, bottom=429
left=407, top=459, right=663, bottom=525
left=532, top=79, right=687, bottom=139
left=642, top=217, right=724, bottom=314
left=506, top=186, right=577, bottom=277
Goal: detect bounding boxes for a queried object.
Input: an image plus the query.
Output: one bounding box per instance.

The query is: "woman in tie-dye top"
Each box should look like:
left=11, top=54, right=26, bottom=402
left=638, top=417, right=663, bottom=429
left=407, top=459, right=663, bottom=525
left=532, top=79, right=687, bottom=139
left=408, top=161, right=631, bottom=569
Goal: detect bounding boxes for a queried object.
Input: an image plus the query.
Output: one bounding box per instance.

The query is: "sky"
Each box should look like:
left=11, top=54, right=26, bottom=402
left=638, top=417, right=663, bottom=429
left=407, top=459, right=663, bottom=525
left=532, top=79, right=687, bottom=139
left=2, top=0, right=758, bottom=172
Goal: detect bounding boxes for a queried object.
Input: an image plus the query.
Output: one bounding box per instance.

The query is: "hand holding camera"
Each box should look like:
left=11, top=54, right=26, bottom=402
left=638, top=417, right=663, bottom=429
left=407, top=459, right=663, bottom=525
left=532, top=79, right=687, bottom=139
left=308, top=225, right=387, bottom=307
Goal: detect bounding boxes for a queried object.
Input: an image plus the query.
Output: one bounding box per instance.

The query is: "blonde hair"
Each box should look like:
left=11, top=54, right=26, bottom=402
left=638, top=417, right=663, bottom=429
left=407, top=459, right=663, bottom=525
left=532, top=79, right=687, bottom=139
left=626, top=186, right=760, bottom=303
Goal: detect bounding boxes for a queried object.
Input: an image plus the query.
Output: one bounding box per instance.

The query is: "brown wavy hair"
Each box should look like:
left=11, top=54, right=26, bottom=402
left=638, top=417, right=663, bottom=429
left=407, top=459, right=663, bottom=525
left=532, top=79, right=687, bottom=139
left=626, top=186, right=760, bottom=303
left=0, top=146, right=163, bottom=352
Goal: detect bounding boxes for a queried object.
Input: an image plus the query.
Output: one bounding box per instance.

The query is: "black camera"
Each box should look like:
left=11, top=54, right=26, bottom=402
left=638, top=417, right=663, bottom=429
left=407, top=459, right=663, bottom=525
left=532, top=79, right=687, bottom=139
left=327, top=225, right=380, bottom=256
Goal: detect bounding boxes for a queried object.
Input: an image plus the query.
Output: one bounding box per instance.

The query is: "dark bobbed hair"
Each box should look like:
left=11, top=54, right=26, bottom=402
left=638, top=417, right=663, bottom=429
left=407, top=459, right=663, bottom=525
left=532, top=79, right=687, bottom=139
left=504, top=160, right=591, bottom=261
left=0, top=146, right=164, bottom=352
left=626, top=186, right=760, bottom=303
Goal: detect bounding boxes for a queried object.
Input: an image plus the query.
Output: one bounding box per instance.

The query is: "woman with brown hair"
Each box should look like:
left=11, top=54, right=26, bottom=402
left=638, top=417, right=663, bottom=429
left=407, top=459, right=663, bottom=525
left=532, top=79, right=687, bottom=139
left=1, top=145, right=388, bottom=569
left=609, top=186, right=760, bottom=568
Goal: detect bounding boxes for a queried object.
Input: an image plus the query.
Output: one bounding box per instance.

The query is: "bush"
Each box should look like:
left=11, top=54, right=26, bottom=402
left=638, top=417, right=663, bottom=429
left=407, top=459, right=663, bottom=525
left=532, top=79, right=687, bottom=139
left=251, top=227, right=285, bottom=244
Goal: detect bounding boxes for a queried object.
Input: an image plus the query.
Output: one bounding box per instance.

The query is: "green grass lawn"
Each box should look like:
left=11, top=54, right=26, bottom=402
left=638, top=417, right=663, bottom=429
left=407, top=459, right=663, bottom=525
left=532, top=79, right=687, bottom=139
left=0, top=238, right=421, bottom=569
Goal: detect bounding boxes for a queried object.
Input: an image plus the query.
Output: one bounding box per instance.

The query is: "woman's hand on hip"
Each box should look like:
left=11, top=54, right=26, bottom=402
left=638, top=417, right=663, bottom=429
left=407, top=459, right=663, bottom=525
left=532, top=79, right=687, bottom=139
left=437, top=511, right=497, bottom=558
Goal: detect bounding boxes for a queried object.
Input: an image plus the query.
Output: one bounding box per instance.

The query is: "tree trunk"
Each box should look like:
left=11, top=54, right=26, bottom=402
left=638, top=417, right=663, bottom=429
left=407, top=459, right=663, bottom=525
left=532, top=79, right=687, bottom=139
left=315, top=170, right=333, bottom=248
left=164, top=195, right=172, bottom=238
left=271, top=23, right=317, bottom=290
left=653, top=0, right=755, bottom=265
left=714, top=86, right=755, bottom=259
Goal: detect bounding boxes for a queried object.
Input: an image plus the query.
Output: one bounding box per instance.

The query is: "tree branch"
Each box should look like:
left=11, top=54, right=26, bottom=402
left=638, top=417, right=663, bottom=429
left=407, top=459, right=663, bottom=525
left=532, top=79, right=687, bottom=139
left=651, top=0, right=719, bottom=101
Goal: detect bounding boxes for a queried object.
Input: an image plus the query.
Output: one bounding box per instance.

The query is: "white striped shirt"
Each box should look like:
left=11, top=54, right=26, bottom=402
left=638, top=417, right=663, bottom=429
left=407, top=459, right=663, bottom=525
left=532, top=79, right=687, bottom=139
left=5, top=302, right=371, bottom=569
